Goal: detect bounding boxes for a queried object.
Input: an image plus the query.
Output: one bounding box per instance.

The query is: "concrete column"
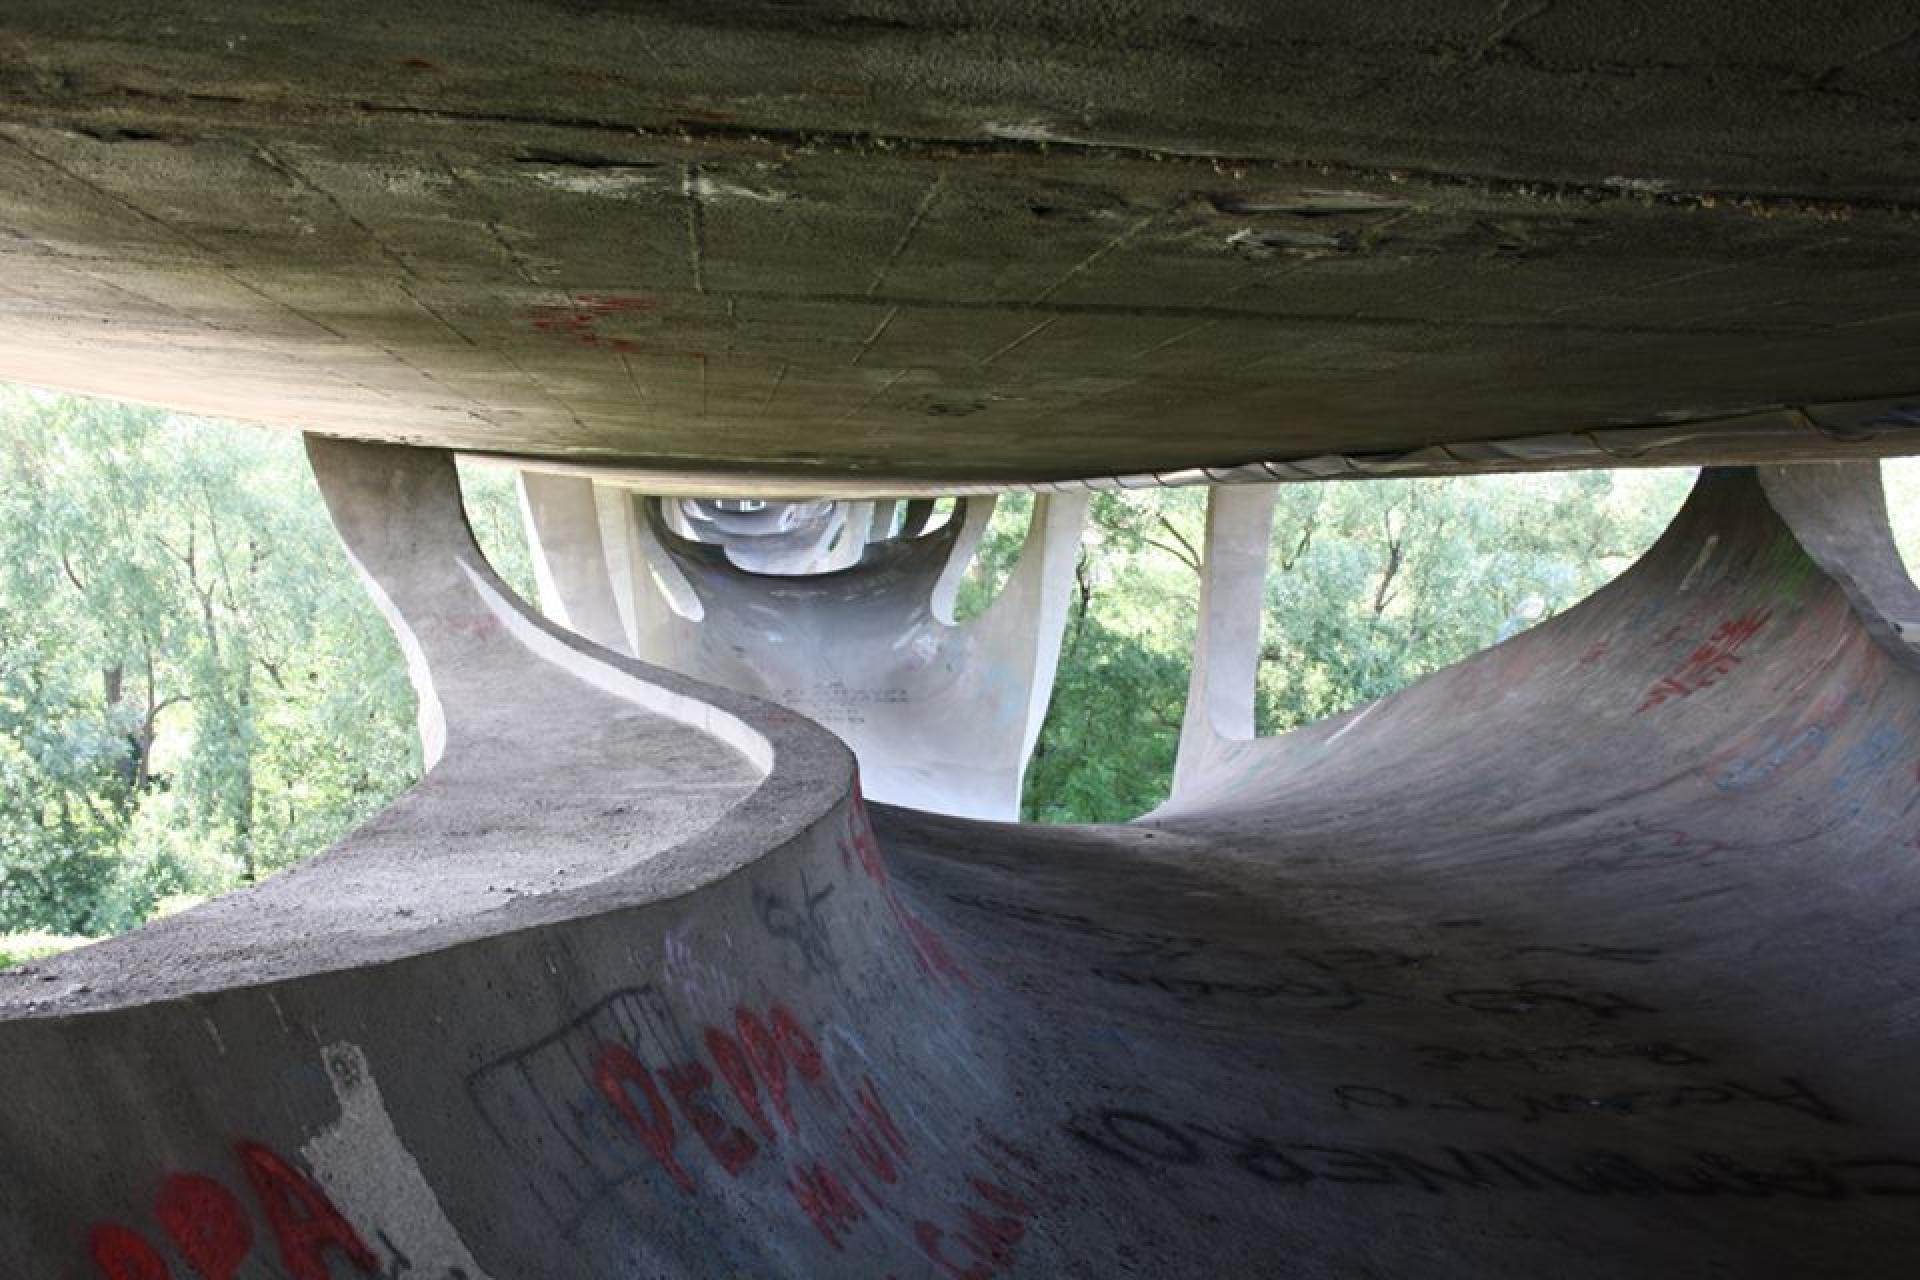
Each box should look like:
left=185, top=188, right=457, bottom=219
left=929, top=495, right=997, bottom=625
left=1171, top=485, right=1278, bottom=800
left=900, top=498, right=938, bottom=537
left=1759, top=460, right=1920, bottom=672
left=970, top=494, right=1093, bottom=773
left=517, top=470, right=631, bottom=654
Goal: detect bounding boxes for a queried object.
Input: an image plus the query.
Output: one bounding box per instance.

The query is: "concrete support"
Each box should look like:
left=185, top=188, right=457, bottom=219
left=975, top=494, right=1092, bottom=777
left=900, top=498, right=938, bottom=538
left=517, top=471, right=631, bottom=654
left=515, top=473, right=1085, bottom=819
left=1171, top=485, right=1278, bottom=801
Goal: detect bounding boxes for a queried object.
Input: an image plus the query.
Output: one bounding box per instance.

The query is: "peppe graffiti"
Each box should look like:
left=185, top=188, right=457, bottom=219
left=469, top=985, right=1038, bottom=1276
left=590, top=997, right=1037, bottom=1274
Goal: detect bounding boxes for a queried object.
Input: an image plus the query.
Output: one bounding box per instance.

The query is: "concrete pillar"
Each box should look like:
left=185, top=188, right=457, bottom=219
left=517, top=470, right=632, bottom=654
left=969, top=494, right=1092, bottom=774
left=900, top=498, right=938, bottom=537
left=1171, top=485, right=1278, bottom=801
left=929, top=495, right=997, bottom=626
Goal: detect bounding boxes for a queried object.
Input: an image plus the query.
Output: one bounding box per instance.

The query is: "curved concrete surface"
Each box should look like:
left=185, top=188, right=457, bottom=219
left=5, top=449, right=1920, bottom=1276
left=522, top=478, right=1081, bottom=819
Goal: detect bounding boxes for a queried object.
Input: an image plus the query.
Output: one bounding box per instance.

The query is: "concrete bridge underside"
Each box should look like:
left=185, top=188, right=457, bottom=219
left=5, top=5, right=1920, bottom=1277
left=1, top=3, right=1919, bottom=492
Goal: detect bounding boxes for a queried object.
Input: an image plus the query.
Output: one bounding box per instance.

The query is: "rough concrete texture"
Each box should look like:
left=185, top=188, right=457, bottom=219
left=2, top=5, right=1920, bottom=491
left=521, top=476, right=1084, bottom=819
left=6, top=445, right=1920, bottom=1275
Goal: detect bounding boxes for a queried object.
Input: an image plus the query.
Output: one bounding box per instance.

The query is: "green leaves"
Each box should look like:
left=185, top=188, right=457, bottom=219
left=1020, top=469, right=1694, bottom=823
left=0, top=391, right=432, bottom=934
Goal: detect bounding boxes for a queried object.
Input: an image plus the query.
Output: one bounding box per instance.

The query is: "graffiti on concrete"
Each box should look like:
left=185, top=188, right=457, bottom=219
left=87, top=1141, right=406, bottom=1280
left=1063, top=1105, right=1920, bottom=1201
left=1636, top=610, right=1772, bottom=713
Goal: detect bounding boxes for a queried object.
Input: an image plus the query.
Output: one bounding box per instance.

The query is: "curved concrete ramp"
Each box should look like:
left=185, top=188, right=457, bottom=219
left=5, top=453, right=1920, bottom=1277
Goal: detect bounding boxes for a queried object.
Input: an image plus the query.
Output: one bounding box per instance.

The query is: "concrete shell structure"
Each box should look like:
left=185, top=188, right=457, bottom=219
left=517, top=475, right=1086, bottom=819
left=5, top=4, right=1920, bottom=1276
left=5, top=441, right=1920, bottom=1276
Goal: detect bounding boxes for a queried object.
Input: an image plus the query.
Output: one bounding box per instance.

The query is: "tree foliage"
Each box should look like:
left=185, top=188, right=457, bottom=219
left=1012, top=470, right=1696, bottom=823
left=0, top=392, right=428, bottom=935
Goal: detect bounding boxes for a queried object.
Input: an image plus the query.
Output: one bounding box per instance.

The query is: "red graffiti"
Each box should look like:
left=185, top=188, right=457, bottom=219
left=846, top=1078, right=910, bottom=1183
left=595, top=1043, right=696, bottom=1194
left=841, top=788, right=971, bottom=990
left=662, top=1060, right=761, bottom=1175
left=771, top=1004, right=825, bottom=1080
left=706, top=1023, right=773, bottom=1140
left=599, top=1002, right=833, bottom=1196
left=90, top=1225, right=168, bottom=1280
left=1636, top=609, right=1772, bottom=714
left=587, top=998, right=1035, bottom=1274
left=915, top=1184, right=1031, bottom=1280
left=735, top=1007, right=799, bottom=1133
left=88, top=1142, right=376, bottom=1280
left=237, top=1142, right=378, bottom=1280
left=789, top=1162, right=865, bottom=1249
left=155, top=1174, right=251, bottom=1280
left=527, top=293, right=656, bottom=352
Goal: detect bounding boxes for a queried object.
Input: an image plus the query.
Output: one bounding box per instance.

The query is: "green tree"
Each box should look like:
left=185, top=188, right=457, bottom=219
left=0, top=391, right=423, bottom=935
left=1019, top=470, right=1692, bottom=824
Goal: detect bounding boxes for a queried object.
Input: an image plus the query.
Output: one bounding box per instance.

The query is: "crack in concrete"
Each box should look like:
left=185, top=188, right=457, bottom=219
left=680, top=161, right=708, bottom=295
left=3, top=85, right=1916, bottom=220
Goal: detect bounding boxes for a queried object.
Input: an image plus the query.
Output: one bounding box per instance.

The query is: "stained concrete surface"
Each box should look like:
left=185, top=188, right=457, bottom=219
left=2, top=4, right=1920, bottom=490
left=3, top=449, right=1919, bottom=1276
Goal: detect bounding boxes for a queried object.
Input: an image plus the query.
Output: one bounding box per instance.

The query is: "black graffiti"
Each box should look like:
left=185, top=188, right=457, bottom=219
left=1334, top=1075, right=1847, bottom=1126
left=1062, top=1107, right=1920, bottom=1202
left=756, top=871, right=838, bottom=976
left=946, top=893, right=1208, bottom=961
left=1414, top=1040, right=1711, bottom=1072
left=1090, top=966, right=1402, bottom=1011
left=466, top=986, right=700, bottom=1234
left=1282, top=946, right=1432, bottom=973
left=1445, top=980, right=1656, bottom=1020
left=1509, top=944, right=1662, bottom=966
left=1577, top=829, right=1729, bottom=875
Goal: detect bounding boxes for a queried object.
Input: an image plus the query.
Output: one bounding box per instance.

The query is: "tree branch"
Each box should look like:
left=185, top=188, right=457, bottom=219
left=1373, top=510, right=1405, bottom=615
left=58, top=549, right=87, bottom=594
left=1154, top=515, right=1203, bottom=574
